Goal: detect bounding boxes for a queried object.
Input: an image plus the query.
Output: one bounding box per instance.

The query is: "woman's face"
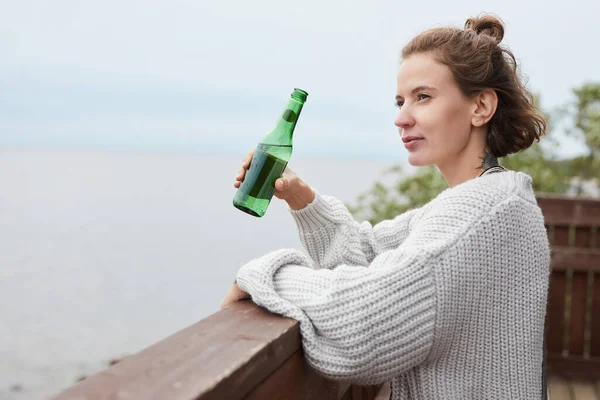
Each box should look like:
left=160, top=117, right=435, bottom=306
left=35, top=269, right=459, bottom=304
left=394, top=53, right=476, bottom=167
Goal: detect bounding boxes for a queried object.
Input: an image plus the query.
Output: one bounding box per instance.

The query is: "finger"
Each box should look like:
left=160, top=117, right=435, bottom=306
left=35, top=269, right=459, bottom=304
left=236, top=167, right=245, bottom=180
left=221, top=286, right=249, bottom=308
left=234, top=181, right=240, bottom=188
left=221, top=285, right=235, bottom=307
left=275, top=178, right=286, bottom=192
left=220, top=293, right=233, bottom=309
left=242, top=150, right=254, bottom=167
left=238, top=164, right=249, bottom=181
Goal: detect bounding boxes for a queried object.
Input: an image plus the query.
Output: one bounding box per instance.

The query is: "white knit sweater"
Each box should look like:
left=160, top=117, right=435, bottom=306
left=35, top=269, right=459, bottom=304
left=235, top=170, right=550, bottom=399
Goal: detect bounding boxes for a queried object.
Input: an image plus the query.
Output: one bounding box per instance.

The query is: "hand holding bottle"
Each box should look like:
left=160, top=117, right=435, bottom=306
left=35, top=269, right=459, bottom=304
left=234, top=149, right=315, bottom=211
left=232, top=88, right=308, bottom=217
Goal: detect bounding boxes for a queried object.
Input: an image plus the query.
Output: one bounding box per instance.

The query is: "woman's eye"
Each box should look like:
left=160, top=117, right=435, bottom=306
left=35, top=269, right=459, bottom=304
left=395, top=94, right=429, bottom=108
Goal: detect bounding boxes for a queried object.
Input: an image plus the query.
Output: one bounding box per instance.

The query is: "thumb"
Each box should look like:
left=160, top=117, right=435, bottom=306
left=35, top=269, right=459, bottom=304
left=275, top=178, right=287, bottom=192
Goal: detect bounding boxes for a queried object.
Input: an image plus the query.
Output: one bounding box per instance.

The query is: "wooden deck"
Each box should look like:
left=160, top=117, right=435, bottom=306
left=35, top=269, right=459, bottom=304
left=549, top=376, right=600, bottom=399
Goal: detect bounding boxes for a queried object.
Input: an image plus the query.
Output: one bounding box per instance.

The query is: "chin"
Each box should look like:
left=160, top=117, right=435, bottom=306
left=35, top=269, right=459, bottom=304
left=407, top=154, right=433, bottom=167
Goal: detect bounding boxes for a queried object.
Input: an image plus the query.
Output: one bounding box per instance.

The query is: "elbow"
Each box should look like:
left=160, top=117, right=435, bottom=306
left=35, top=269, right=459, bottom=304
left=305, top=353, right=384, bottom=385
left=301, top=321, right=435, bottom=385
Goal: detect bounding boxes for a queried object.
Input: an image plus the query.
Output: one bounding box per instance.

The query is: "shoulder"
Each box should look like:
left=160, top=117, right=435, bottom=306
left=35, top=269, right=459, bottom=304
left=417, top=171, right=538, bottom=232
left=432, top=170, right=536, bottom=208
left=470, top=170, right=537, bottom=204
left=404, top=172, right=543, bottom=256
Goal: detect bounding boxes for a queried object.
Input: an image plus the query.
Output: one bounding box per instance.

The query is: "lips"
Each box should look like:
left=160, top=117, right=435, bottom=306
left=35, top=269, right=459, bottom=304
left=403, top=137, right=424, bottom=150
left=402, top=136, right=424, bottom=143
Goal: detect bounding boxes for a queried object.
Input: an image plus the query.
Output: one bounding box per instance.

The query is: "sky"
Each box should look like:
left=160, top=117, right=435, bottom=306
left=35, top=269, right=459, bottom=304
left=1, top=0, right=599, bottom=161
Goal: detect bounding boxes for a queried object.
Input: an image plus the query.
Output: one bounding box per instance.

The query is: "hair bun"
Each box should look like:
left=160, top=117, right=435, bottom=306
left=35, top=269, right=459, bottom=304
left=464, top=15, right=504, bottom=44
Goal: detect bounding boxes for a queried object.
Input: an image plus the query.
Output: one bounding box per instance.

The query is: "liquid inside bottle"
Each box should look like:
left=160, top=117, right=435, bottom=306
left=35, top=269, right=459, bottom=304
left=232, top=88, right=307, bottom=217
left=233, top=144, right=291, bottom=217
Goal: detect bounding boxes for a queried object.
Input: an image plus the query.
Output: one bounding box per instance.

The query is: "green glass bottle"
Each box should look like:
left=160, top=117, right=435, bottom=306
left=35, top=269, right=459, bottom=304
left=233, top=88, right=308, bottom=217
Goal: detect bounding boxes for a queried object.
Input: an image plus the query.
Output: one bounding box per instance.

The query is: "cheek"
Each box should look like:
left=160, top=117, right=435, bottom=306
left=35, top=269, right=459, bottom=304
left=415, top=105, right=471, bottom=159
left=428, top=103, right=471, bottom=140
left=415, top=105, right=451, bottom=139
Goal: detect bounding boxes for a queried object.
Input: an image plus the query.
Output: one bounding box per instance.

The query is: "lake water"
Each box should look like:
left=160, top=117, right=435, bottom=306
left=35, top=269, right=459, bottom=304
left=0, top=149, right=400, bottom=399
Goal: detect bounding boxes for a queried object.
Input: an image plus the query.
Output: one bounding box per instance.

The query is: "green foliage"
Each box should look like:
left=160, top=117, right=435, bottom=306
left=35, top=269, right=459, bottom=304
left=574, top=83, right=600, bottom=153
left=348, top=83, right=600, bottom=225
left=567, top=83, right=600, bottom=195
left=347, top=165, right=447, bottom=223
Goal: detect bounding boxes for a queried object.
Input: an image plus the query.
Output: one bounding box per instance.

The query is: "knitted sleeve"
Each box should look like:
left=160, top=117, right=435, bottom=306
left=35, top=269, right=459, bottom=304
left=288, top=190, right=420, bottom=269
left=235, top=190, right=488, bottom=384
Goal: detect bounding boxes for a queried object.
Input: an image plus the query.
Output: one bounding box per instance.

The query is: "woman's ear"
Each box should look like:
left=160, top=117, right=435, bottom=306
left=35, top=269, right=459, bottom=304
left=472, top=89, right=498, bottom=127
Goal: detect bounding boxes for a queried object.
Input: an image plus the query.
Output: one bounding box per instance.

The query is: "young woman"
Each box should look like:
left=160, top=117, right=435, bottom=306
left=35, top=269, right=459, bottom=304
left=223, top=14, right=550, bottom=399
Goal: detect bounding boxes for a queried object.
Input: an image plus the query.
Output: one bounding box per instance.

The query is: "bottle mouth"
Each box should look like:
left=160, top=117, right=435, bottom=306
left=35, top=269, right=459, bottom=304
left=292, top=88, right=308, bottom=102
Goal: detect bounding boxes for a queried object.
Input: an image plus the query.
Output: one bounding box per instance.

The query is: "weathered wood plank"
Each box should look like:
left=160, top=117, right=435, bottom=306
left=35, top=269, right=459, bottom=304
left=53, top=301, right=301, bottom=400
left=551, top=248, right=600, bottom=273
left=362, top=386, right=377, bottom=399
left=338, top=384, right=380, bottom=400
left=591, top=275, right=600, bottom=357
left=374, top=382, right=391, bottom=400
left=549, top=375, right=572, bottom=400
left=548, top=355, right=600, bottom=380
left=575, top=227, right=593, bottom=248
left=569, top=272, right=589, bottom=356
left=242, top=350, right=350, bottom=400
left=537, top=196, right=600, bottom=226
left=553, top=226, right=572, bottom=247
left=548, top=271, right=567, bottom=355
left=569, top=380, right=598, bottom=400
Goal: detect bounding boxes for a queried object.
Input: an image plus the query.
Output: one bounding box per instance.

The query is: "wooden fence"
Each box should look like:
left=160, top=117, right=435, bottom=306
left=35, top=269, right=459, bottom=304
left=52, top=194, right=600, bottom=399
left=540, top=195, right=600, bottom=379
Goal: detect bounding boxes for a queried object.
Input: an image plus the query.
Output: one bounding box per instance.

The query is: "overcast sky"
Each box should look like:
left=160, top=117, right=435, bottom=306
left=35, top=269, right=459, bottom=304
left=1, top=0, right=598, bottom=161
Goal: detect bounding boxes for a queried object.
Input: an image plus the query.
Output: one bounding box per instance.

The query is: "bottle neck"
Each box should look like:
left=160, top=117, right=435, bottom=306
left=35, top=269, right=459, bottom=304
left=261, top=97, right=305, bottom=146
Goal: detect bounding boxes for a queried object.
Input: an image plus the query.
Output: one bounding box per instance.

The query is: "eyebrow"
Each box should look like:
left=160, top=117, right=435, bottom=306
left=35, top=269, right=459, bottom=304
left=395, top=85, right=437, bottom=100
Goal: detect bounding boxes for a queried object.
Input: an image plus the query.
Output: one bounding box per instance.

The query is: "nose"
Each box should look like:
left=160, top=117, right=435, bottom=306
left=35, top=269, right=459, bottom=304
left=394, top=106, right=415, bottom=130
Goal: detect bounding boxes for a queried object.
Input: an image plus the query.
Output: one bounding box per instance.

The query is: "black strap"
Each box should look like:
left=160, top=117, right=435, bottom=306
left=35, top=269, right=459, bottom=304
left=542, top=333, right=548, bottom=399
left=479, top=165, right=507, bottom=177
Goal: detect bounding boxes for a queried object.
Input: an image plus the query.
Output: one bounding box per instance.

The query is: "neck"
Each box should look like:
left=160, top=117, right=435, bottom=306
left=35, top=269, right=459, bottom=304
left=437, top=131, right=497, bottom=188
left=477, top=151, right=501, bottom=174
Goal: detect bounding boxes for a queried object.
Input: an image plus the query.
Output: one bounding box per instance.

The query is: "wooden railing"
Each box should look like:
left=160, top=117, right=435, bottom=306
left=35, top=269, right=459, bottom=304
left=52, top=300, right=384, bottom=400
left=540, top=195, right=600, bottom=380
left=52, top=194, right=600, bottom=399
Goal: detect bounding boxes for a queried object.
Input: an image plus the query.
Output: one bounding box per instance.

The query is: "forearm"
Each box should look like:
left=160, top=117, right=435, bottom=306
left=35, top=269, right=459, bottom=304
left=235, top=247, right=436, bottom=384
left=290, top=191, right=418, bottom=269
